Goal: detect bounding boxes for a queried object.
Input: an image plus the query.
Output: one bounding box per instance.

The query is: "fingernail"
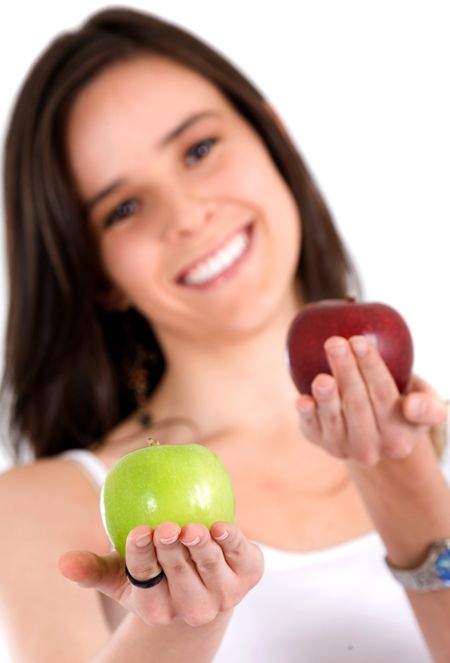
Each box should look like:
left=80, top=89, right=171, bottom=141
left=325, top=338, right=347, bottom=357
left=297, top=398, right=314, bottom=414
left=350, top=336, right=368, bottom=357
left=182, top=536, right=201, bottom=547
left=135, top=534, right=151, bottom=548
left=408, top=395, right=426, bottom=417
left=315, top=376, right=334, bottom=395
left=160, top=533, right=179, bottom=545
left=214, top=531, right=229, bottom=542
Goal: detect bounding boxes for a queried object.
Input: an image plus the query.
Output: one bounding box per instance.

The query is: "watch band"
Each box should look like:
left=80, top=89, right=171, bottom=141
left=386, top=538, right=450, bottom=592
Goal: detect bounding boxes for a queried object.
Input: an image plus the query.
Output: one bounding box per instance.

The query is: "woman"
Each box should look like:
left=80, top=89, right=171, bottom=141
left=0, top=7, right=449, bottom=662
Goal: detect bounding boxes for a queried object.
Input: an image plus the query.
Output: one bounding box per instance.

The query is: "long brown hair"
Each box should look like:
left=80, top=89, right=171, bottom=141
left=1, top=7, right=360, bottom=460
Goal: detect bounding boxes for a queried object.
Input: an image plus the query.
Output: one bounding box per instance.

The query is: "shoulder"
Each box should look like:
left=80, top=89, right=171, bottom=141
left=0, top=455, right=84, bottom=503
left=0, top=456, right=110, bottom=553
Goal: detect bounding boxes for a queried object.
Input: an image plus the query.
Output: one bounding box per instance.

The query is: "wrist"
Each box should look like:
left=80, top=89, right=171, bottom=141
left=385, top=538, right=450, bottom=592
left=99, top=609, right=234, bottom=663
left=346, top=435, right=450, bottom=568
left=129, top=607, right=234, bottom=634
left=347, top=432, right=440, bottom=486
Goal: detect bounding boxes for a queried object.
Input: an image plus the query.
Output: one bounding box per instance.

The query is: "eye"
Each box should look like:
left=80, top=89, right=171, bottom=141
left=185, top=138, right=218, bottom=166
left=104, top=199, right=139, bottom=228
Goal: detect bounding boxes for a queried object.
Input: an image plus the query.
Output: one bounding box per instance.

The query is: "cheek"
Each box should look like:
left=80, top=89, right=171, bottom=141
left=215, top=147, right=301, bottom=258
left=212, top=146, right=292, bottom=213
left=253, top=160, right=302, bottom=240
left=100, top=230, right=158, bottom=291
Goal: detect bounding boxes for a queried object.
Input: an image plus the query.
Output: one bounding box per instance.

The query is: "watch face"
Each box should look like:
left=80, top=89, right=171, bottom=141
left=436, top=549, right=450, bottom=584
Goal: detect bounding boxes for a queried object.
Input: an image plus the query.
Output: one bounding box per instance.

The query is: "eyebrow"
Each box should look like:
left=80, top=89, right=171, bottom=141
left=159, top=110, right=219, bottom=147
left=85, top=110, right=219, bottom=212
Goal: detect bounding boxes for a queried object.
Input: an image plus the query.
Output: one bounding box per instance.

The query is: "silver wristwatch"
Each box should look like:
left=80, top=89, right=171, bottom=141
left=386, top=539, right=450, bottom=591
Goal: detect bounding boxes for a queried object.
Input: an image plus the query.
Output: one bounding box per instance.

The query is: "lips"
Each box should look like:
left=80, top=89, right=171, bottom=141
left=176, top=223, right=253, bottom=288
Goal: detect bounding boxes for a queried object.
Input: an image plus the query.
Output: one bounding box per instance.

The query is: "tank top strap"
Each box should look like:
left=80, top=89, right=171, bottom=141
left=61, top=449, right=108, bottom=488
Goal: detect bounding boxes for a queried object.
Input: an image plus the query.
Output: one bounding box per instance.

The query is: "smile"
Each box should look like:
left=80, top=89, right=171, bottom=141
left=177, top=223, right=253, bottom=288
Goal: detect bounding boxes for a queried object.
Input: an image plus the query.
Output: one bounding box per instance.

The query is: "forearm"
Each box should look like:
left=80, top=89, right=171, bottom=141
left=348, top=435, right=450, bottom=662
left=90, top=610, right=233, bottom=663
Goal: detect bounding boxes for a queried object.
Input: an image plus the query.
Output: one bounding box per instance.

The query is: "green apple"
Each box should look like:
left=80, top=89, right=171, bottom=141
left=101, top=441, right=235, bottom=557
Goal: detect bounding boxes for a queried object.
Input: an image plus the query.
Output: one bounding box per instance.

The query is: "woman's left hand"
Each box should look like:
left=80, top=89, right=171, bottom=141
left=296, top=335, right=448, bottom=466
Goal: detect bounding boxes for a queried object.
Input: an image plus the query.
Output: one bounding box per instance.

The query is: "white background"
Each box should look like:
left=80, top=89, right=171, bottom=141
left=0, top=0, right=449, bottom=655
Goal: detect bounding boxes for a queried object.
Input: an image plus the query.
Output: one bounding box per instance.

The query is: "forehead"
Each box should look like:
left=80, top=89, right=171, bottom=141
left=96, top=54, right=222, bottom=98
left=66, top=55, right=235, bottom=194
left=67, top=54, right=231, bottom=140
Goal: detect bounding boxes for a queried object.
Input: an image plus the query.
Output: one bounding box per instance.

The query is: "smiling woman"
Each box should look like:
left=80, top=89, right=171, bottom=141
left=66, top=54, right=303, bottom=339
left=0, top=6, right=449, bottom=663
left=3, top=15, right=354, bottom=460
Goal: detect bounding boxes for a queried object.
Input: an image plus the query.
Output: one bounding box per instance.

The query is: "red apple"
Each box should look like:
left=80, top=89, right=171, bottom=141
left=287, top=299, right=414, bottom=394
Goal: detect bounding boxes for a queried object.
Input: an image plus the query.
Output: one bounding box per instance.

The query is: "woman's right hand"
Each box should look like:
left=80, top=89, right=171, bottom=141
left=59, top=521, right=264, bottom=627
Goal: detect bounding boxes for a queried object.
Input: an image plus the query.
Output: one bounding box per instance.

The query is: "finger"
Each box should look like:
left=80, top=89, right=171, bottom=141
left=348, top=335, right=399, bottom=410
left=347, top=335, right=410, bottom=459
left=122, top=525, right=175, bottom=625
left=125, top=525, right=163, bottom=584
left=403, top=374, right=448, bottom=432
left=405, top=373, right=439, bottom=396
left=59, top=550, right=128, bottom=600
left=311, top=373, right=346, bottom=458
left=402, top=391, right=448, bottom=427
left=153, top=522, right=208, bottom=609
left=296, top=394, right=322, bottom=441
left=324, top=337, right=379, bottom=464
left=210, top=522, right=264, bottom=585
left=179, top=523, right=234, bottom=592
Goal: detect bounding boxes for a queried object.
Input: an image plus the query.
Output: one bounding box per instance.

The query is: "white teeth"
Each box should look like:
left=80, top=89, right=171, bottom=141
left=183, top=230, right=249, bottom=285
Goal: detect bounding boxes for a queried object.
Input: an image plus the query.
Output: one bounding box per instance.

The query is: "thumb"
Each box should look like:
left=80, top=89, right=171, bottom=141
left=59, top=550, right=128, bottom=598
left=402, top=391, right=448, bottom=427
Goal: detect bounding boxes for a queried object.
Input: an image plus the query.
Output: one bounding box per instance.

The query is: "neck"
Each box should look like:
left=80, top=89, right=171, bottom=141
left=148, top=287, right=303, bottom=439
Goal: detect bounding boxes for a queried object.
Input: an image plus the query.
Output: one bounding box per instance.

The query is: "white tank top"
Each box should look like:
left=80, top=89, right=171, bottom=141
left=62, top=449, right=109, bottom=486
left=62, top=447, right=450, bottom=662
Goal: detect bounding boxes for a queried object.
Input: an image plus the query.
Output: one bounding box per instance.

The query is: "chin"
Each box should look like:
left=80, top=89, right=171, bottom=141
left=207, top=289, right=293, bottom=339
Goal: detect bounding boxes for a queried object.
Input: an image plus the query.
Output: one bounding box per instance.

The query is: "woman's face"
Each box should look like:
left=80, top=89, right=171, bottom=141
left=67, top=55, right=301, bottom=346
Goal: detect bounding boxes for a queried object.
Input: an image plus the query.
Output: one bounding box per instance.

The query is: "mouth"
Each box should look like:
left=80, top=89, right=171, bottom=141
left=176, top=222, right=254, bottom=288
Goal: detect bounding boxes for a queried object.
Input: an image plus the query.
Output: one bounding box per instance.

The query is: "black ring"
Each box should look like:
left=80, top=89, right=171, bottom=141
left=125, top=566, right=165, bottom=588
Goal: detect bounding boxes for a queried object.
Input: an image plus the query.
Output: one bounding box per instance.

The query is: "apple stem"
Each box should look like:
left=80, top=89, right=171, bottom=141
left=147, top=437, right=161, bottom=447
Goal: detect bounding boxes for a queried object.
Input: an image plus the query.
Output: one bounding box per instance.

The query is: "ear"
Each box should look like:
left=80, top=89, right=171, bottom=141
left=262, top=100, right=288, bottom=136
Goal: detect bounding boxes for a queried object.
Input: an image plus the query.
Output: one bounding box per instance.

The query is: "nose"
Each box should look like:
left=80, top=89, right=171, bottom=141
left=162, top=189, right=216, bottom=241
